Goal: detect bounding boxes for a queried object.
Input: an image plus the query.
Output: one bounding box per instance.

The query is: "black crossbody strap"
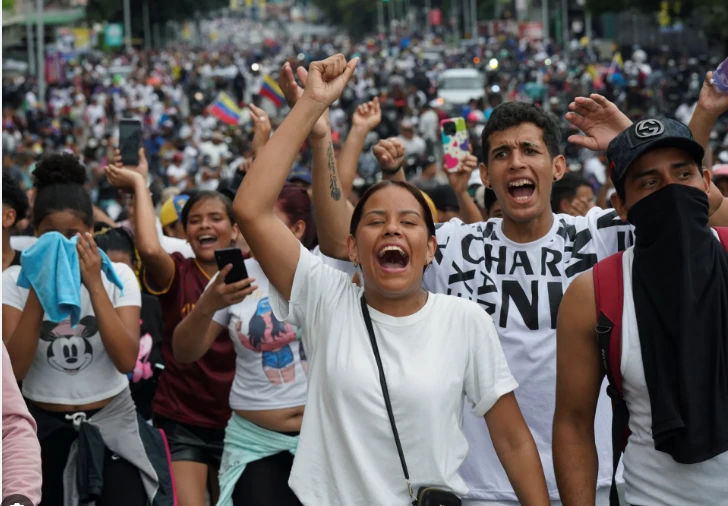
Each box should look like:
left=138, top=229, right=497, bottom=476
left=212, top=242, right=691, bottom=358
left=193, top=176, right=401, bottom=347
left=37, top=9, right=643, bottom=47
left=360, top=295, right=416, bottom=503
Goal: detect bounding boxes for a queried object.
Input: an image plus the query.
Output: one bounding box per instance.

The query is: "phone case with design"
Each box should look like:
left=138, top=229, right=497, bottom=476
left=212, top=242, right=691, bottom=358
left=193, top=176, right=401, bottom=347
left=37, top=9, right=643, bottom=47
left=712, top=56, right=728, bottom=93
left=440, top=118, right=469, bottom=173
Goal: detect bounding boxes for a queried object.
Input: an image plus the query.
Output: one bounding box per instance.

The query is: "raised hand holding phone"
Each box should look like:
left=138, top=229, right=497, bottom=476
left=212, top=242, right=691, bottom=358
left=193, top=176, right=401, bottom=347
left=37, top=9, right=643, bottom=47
left=698, top=69, right=728, bottom=120
left=119, top=118, right=142, bottom=166
left=105, top=148, right=147, bottom=191
left=215, top=248, right=250, bottom=284
left=445, top=151, right=479, bottom=194
left=202, top=261, right=257, bottom=313
left=440, top=118, right=469, bottom=173
left=711, top=57, right=728, bottom=93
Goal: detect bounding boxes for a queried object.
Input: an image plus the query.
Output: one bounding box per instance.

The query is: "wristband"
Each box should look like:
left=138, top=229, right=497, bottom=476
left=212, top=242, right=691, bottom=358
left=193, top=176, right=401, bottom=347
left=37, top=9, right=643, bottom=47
left=381, top=165, right=403, bottom=175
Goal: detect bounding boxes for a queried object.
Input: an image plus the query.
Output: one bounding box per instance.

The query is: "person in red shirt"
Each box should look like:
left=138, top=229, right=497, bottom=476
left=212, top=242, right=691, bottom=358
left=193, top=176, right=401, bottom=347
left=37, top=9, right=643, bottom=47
left=106, top=150, right=255, bottom=506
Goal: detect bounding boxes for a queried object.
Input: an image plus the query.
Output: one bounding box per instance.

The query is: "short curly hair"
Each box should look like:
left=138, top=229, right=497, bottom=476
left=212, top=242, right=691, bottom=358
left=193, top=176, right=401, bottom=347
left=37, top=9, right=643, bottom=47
left=481, top=102, right=562, bottom=163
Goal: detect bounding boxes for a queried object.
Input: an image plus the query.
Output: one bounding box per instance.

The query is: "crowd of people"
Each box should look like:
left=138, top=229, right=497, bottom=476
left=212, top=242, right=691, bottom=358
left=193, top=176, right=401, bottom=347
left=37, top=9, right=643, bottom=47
left=2, top=17, right=728, bottom=506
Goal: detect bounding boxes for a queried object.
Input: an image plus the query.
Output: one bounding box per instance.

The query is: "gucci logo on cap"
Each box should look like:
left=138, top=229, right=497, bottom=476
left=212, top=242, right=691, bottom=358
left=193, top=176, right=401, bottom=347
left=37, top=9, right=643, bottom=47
left=634, top=119, right=665, bottom=139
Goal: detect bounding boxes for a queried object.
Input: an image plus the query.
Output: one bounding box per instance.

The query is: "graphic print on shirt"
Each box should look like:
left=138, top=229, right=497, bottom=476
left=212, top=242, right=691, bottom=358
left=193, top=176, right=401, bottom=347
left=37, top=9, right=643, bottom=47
left=433, top=211, right=634, bottom=330
left=299, top=340, right=309, bottom=375
left=39, top=316, right=98, bottom=375
left=236, top=297, right=303, bottom=385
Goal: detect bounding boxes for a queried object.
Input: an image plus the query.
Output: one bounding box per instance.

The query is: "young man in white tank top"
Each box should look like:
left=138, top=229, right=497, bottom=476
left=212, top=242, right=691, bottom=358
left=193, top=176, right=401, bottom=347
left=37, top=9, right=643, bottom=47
left=553, top=116, right=728, bottom=506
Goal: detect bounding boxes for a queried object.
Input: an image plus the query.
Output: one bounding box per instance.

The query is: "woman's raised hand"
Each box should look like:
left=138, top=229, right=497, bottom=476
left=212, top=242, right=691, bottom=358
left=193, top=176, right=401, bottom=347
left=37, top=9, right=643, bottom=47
left=278, top=62, right=308, bottom=109
left=372, top=137, right=406, bottom=172
left=303, top=54, right=359, bottom=108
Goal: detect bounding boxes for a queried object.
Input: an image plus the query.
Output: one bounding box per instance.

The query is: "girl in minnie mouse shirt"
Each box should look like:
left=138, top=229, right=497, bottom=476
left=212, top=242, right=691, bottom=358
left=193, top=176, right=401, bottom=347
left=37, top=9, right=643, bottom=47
left=2, top=154, right=148, bottom=506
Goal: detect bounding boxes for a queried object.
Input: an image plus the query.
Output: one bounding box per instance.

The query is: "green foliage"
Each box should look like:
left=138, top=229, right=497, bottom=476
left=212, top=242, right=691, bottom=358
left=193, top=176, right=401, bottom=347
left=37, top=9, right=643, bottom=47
left=86, top=0, right=228, bottom=36
left=310, top=0, right=377, bottom=37
left=585, top=0, right=728, bottom=51
left=693, top=0, right=728, bottom=44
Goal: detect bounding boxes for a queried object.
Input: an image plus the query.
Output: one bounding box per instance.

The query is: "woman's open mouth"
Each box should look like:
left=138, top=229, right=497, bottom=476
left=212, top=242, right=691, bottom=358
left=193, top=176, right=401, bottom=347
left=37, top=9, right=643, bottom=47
left=197, top=234, right=218, bottom=248
left=507, top=178, right=536, bottom=204
left=376, top=245, right=410, bottom=273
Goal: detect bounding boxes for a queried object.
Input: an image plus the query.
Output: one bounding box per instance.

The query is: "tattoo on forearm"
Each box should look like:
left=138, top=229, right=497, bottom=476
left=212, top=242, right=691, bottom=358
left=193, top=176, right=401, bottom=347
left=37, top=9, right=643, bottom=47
left=327, top=141, right=342, bottom=201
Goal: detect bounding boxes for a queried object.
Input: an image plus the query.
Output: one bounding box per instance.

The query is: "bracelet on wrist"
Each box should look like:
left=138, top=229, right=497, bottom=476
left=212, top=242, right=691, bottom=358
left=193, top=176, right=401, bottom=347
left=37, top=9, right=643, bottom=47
left=381, top=165, right=403, bottom=175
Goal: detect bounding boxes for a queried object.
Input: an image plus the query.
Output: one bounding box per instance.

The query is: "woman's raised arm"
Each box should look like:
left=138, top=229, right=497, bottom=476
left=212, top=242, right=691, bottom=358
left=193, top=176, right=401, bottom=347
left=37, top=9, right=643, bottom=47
left=105, top=150, right=175, bottom=290
left=234, top=54, right=358, bottom=300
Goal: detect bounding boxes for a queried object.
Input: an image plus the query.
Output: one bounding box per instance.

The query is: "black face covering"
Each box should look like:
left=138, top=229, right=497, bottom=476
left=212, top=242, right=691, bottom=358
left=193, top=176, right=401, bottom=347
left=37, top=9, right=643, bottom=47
left=628, top=183, right=728, bottom=464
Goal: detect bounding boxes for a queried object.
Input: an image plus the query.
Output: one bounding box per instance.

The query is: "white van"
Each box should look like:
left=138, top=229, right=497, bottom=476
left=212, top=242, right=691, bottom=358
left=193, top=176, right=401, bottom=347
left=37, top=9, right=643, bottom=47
left=437, top=68, right=485, bottom=110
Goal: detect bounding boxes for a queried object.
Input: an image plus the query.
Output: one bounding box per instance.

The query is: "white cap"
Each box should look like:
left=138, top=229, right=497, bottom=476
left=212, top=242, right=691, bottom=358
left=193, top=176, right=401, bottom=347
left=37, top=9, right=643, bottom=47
left=468, top=170, right=482, bottom=187
left=400, top=118, right=415, bottom=128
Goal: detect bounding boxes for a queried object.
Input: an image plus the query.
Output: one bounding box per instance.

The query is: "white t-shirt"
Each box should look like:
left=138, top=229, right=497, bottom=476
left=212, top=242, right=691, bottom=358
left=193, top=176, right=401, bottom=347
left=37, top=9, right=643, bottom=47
left=419, top=109, right=441, bottom=144
left=399, top=135, right=427, bottom=159
left=194, top=116, right=218, bottom=137
left=199, top=141, right=230, bottom=168
left=619, top=246, right=728, bottom=506
left=2, top=263, right=141, bottom=405
left=584, top=156, right=607, bottom=186
left=195, top=170, right=219, bottom=192
left=183, top=145, right=199, bottom=171
left=311, top=245, right=356, bottom=277
left=270, top=245, right=517, bottom=506
left=210, top=259, right=308, bottom=411
left=179, top=124, right=194, bottom=141
left=425, top=208, right=633, bottom=501
left=85, top=103, right=105, bottom=126
left=24, top=91, right=38, bottom=109
left=166, top=164, right=188, bottom=190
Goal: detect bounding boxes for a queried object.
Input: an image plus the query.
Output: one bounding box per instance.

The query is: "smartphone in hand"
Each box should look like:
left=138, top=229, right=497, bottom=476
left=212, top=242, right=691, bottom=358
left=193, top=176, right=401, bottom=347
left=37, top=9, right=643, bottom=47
left=214, top=248, right=249, bottom=284
left=119, top=118, right=142, bottom=166
left=441, top=117, right=469, bottom=173
left=712, top=57, right=728, bottom=93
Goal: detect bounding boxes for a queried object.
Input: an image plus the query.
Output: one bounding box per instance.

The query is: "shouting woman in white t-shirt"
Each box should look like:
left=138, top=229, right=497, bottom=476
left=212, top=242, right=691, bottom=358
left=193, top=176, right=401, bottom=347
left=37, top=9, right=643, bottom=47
left=231, top=54, right=551, bottom=506
left=173, top=183, right=316, bottom=506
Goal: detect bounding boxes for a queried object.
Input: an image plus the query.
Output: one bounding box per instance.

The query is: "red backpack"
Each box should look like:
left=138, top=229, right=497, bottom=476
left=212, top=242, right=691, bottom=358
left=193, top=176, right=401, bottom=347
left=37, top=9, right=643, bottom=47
left=592, top=226, right=728, bottom=506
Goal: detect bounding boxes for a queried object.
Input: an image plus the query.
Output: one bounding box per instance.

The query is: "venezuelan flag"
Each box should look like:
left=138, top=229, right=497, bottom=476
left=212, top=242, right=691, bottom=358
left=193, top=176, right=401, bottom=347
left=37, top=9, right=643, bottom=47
left=209, top=92, right=242, bottom=125
left=260, top=75, right=285, bottom=108
left=608, top=52, right=623, bottom=77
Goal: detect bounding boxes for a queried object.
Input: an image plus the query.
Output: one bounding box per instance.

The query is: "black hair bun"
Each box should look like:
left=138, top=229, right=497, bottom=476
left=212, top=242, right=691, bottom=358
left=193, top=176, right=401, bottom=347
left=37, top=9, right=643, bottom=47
left=33, top=153, right=87, bottom=190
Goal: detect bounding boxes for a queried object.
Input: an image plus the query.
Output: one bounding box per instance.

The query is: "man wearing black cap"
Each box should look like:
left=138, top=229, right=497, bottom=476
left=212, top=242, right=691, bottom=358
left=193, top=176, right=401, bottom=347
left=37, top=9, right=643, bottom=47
left=553, top=116, right=728, bottom=506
